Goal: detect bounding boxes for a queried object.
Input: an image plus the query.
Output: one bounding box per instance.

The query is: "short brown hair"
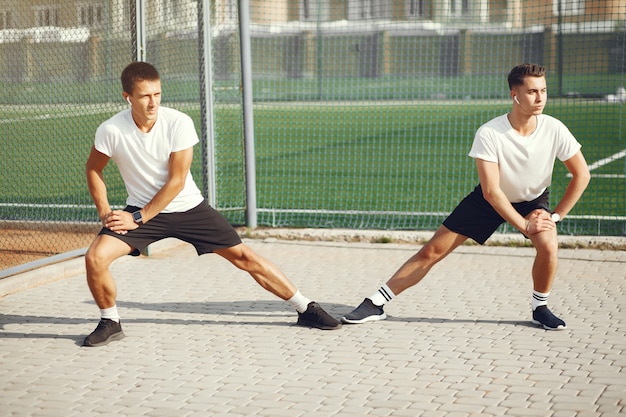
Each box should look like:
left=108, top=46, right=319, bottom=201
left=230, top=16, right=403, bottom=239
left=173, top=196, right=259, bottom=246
left=121, top=62, right=160, bottom=94
left=508, top=63, right=546, bottom=90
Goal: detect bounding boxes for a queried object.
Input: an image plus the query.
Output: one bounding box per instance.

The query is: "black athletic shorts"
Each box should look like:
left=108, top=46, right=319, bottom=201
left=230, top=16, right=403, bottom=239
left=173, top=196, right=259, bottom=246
left=442, top=185, right=550, bottom=245
left=98, top=202, right=242, bottom=256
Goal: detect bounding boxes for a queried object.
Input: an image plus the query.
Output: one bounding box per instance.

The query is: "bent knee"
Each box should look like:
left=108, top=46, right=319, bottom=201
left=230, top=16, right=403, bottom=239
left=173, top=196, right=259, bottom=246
left=85, top=237, right=128, bottom=271
left=532, top=232, right=558, bottom=256
left=85, top=247, right=110, bottom=272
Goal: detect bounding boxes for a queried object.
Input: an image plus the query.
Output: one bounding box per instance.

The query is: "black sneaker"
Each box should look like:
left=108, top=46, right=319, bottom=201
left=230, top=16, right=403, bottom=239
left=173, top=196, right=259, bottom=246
left=341, top=298, right=387, bottom=324
left=296, top=302, right=342, bottom=330
left=532, top=305, right=567, bottom=330
left=83, top=319, right=125, bottom=347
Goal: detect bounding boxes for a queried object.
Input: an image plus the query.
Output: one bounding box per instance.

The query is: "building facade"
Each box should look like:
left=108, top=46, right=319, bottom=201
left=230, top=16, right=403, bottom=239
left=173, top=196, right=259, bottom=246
left=2, top=1, right=624, bottom=32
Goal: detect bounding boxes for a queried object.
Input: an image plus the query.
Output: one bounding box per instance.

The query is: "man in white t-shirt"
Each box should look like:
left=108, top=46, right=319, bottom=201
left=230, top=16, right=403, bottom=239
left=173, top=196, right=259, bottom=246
left=83, top=62, right=341, bottom=347
left=342, top=63, right=590, bottom=330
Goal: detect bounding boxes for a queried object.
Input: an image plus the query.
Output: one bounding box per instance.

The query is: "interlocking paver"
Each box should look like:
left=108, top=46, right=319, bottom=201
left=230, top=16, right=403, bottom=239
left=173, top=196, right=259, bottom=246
left=1, top=234, right=625, bottom=416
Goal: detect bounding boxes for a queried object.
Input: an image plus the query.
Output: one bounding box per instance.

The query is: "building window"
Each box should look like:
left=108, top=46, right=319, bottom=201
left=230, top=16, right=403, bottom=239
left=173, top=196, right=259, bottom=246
left=35, top=7, right=59, bottom=27
left=449, top=0, right=470, bottom=17
left=161, top=0, right=196, bottom=29
left=163, top=0, right=184, bottom=24
left=406, top=0, right=426, bottom=18
left=78, top=3, right=104, bottom=28
left=553, top=0, right=584, bottom=16
left=0, top=10, right=14, bottom=29
left=216, top=0, right=237, bottom=24
left=348, top=0, right=391, bottom=20
left=301, top=0, right=329, bottom=22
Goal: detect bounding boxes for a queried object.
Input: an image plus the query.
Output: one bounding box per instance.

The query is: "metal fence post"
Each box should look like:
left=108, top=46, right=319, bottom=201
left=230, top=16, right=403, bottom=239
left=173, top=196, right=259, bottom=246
left=238, top=0, right=257, bottom=228
left=198, top=0, right=217, bottom=208
left=131, top=0, right=146, bottom=62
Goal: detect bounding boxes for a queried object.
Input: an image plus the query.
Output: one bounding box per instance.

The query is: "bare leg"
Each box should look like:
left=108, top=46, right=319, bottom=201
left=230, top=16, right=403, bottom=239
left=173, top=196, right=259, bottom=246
left=215, top=243, right=297, bottom=300
left=342, top=225, right=468, bottom=324
left=386, top=225, right=468, bottom=296
left=84, top=234, right=133, bottom=309
left=527, top=225, right=559, bottom=293
left=526, top=218, right=565, bottom=330
left=217, top=243, right=342, bottom=330
left=82, top=235, right=131, bottom=346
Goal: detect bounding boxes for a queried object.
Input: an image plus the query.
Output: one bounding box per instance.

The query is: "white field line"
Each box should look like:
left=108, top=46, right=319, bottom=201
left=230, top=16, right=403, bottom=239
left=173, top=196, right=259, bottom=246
left=0, top=104, right=125, bottom=124
left=588, top=149, right=626, bottom=171
left=568, top=149, right=626, bottom=179
left=589, top=174, right=626, bottom=179
left=0, top=103, right=201, bottom=125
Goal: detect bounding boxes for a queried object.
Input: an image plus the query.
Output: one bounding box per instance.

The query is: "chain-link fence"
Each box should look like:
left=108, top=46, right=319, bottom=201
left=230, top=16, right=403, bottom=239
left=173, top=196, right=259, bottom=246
left=1, top=0, right=625, bottom=275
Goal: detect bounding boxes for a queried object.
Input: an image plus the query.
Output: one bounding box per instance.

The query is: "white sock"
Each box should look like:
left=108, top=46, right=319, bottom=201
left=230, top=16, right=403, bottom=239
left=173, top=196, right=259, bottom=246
left=532, top=290, right=550, bottom=311
left=368, top=284, right=395, bottom=307
left=100, top=305, right=120, bottom=322
left=287, top=290, right=312, bottom=313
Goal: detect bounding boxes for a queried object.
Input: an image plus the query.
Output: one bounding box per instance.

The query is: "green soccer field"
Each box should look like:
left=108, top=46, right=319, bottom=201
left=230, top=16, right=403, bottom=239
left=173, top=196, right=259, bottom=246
left=248, top=102, right=625, bottom=233
left=1, top=100, right=624, bottom=235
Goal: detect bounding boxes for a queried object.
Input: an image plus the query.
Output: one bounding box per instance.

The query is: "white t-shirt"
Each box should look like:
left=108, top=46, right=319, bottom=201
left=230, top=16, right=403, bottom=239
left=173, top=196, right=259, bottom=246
left=468, top=114, right=581, bottom=202
left=94, top=106, right=205, bottom=213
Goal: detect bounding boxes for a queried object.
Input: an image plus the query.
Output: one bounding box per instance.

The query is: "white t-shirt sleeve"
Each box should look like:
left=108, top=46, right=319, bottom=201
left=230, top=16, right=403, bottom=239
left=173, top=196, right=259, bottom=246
left=554, top=120, right=581, bottom=162
left=468, top=123, right=499, bottom=163
left=94, top=120, right=120, bottom=158
left=170, top=113, right=200, bottom=153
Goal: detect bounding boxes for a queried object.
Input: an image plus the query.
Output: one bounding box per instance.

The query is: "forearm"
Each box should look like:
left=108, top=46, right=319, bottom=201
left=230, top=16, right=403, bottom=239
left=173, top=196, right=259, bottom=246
left=86, top=170, right=111, bottom=221
left=138, top=179, right=185, bottom=223
left=484, top=188, right=529, bottom=233
left=138, top=148, right=194, bottom=223
left=552, top=175, right=590, bottom=219
left=476, top=160, right=529, bottom=233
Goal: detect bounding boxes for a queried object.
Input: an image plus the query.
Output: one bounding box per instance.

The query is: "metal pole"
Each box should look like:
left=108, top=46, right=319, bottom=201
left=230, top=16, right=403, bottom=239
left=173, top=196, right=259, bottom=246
left=238, top=0, right=257, bottom=227
left=557, top=0, right=563, bottom=97
left=135, top=0, right=146, bottom=61
left=317, top=0, right=323, bottom=100
left=198, top=0, right=217, bottom=207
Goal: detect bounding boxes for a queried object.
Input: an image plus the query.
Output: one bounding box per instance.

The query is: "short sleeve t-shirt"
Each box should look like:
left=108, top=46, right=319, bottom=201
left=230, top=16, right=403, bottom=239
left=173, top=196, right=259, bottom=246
left=468, top=114, right=581, bottom=203
left=94, top=106, right=204, bottom=213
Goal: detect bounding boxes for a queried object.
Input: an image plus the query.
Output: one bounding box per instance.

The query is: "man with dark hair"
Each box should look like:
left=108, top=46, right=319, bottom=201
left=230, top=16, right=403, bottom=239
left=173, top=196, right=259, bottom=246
left=83, top=62, right=341, bottom=347
left=342, top=63, right=590, bottom=330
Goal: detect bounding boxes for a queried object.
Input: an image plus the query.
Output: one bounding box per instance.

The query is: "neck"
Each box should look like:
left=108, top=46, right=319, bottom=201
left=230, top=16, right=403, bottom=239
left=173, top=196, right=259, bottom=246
left=508, top=112, right=537, bottom=136
left=135, top=120, right=156, bottom=133
left=131, top=113, right=157, bottom=133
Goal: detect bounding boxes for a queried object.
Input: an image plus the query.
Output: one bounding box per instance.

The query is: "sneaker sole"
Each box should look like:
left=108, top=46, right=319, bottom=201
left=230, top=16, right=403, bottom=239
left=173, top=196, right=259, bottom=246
left=341, top=313, right=387, bottom=324
left=296, top=319, right=342, bottom=330
left=83, top=331, right=125, bottom=347
left=531, top=319, right=567, bottom=331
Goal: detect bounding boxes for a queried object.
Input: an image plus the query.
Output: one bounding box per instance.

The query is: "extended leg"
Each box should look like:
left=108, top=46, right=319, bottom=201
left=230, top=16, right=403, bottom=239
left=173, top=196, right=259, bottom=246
left=216, top=243, right=341, bottom=330
left=342, top=226, right=467, bottom=324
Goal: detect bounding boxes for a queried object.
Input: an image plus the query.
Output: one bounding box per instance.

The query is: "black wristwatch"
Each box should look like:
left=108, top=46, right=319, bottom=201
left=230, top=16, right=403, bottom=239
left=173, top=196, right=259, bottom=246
left=550, top=212, right=561, bottom=224
left=132, top=210, right=143, bottom=225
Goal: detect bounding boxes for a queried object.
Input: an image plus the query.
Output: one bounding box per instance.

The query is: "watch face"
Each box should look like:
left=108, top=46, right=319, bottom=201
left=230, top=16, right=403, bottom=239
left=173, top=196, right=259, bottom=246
left=133, top=211, right=142, bottom=222
left=551, top=213, right=560, bottom=223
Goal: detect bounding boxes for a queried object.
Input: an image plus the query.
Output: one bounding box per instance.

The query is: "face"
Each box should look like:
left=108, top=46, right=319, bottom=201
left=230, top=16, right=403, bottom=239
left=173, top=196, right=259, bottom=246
left=512, top=75, right=547, bottom=115
left=124, top=79, right=161, bottom=130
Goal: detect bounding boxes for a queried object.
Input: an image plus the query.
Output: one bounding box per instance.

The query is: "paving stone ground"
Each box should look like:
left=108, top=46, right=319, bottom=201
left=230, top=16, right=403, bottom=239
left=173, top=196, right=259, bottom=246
left=1, top=236, right=625, bottom=417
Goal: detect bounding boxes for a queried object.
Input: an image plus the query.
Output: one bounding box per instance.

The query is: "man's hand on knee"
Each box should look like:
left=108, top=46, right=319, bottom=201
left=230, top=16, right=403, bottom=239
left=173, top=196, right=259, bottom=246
left=526, top=209, right=555, bottom=235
